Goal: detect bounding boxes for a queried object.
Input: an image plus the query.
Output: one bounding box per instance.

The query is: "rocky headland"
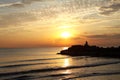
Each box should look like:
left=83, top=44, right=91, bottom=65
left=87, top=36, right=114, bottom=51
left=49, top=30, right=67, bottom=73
left=58, top=41, right=120, bottom=58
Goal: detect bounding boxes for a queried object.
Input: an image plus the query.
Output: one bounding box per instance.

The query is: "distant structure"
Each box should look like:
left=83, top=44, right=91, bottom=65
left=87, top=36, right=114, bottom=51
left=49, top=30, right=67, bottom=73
left=84, top=41, right=89, bottom=47
left=58, top=41, right=120, bottom=58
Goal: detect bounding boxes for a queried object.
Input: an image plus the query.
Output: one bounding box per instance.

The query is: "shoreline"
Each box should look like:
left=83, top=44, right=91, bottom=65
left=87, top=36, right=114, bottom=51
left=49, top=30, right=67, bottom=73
left=57, top=41, right=120, bottom=58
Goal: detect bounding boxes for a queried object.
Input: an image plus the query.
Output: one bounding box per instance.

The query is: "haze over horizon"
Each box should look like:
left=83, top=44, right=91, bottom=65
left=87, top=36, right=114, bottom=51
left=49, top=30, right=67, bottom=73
left=0, top=0, right=120, bottom=48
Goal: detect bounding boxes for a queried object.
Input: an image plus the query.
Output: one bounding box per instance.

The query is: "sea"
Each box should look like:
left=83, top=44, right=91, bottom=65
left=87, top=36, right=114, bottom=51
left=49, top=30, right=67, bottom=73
left=0, top=47, right=120, bottom=80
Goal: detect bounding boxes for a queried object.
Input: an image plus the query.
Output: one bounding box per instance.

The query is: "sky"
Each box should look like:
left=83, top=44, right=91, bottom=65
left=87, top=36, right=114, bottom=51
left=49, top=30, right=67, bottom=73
left=0, top=0, right=120, bottom=48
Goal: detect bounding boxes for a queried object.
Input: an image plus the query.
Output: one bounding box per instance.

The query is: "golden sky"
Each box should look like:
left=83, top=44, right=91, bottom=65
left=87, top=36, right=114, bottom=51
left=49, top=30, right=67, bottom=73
left=0, top=0, right=120, bottom=48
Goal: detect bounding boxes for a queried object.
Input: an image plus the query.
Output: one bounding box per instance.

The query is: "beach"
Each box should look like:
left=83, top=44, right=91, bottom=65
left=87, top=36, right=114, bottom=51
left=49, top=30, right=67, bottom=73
left=0, top=47, right=120, bottom=80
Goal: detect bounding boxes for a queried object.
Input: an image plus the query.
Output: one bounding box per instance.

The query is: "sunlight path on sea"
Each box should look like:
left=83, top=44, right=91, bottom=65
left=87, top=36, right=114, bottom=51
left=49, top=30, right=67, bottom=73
left=63, top=58, right=70, bottom=67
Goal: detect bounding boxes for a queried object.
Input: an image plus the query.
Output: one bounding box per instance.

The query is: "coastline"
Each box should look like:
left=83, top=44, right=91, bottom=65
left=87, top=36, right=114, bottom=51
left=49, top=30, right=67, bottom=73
left=57, top=41, right=120, bottom=58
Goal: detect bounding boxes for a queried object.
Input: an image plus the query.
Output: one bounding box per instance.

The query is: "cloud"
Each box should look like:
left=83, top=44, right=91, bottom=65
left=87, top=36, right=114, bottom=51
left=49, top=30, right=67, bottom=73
left=0, top=12, right=37, bottom=28
left=71, top=37, right=82, bottom=40
left=22, top=0, right=49, bottom=4
left=10, top=2, right=24, bottom=7
left=0, top=0, right=119, bottom=28
left=99, top=2, right=120, bottom=15
left=0, top=1, right=24, bottom=8
left=0, top=0, right=54, bottom=8
left=105, top=25, right=120, bottom=28
left=85, top=34, right=120, bottom=39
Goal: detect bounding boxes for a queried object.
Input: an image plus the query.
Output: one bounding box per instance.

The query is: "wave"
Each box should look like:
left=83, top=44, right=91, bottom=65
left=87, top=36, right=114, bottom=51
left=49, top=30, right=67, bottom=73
left=5, top=71, right=120, bottom=80
left=6, top=75, right=33, bottom=80
left=62, top=71, right=120, bottom=80
left=0, top=56, right=86, bottom=65
left=0, top=57, right=87, bottom=69
left=0, top=60, right=120, bottom=77
left=0, top=57, right=69, bottom=64
left=0, top=62, right=51, bottom=68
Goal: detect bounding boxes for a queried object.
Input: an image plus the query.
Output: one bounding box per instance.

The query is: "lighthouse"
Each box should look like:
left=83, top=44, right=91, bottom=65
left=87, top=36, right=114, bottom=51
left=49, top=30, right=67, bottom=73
left=84, top=41, right=89, bottom=47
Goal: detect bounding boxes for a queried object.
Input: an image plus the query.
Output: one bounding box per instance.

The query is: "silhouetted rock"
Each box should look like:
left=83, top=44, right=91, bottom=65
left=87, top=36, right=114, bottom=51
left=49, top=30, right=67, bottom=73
left=58, top=41, right=120, bottom=58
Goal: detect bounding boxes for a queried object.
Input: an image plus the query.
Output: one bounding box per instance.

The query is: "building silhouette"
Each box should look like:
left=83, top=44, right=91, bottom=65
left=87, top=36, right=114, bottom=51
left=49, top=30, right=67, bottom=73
left=58, top=41, right=120, bottom=58
left=84, top=41, right=89, bottom=47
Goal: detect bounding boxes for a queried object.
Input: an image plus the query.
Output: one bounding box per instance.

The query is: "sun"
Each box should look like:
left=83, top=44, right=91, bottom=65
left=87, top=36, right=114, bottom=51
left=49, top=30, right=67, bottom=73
left=61, top=32, right=71, bottom=38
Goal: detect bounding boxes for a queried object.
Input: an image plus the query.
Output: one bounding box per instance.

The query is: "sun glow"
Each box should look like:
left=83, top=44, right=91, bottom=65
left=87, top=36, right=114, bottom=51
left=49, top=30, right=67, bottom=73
left=60, top=25, right=71, bottom=29
left=62, top=47, right=69, bottom=50
left=61, top=32, right=71, bottom=39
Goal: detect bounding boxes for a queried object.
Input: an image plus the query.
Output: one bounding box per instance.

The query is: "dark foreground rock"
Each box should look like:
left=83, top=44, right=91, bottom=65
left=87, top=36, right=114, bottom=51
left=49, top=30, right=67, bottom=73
left=58, top=41, right=120, bottom=58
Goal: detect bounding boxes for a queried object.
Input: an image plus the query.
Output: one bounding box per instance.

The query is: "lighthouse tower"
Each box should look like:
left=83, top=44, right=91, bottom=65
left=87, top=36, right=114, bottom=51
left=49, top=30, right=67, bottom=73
left=84, top=41, right=89, bottom=47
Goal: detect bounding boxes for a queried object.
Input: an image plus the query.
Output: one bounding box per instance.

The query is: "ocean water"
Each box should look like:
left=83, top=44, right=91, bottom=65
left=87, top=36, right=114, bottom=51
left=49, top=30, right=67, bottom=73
left=0, top=47, right=120, bottom=80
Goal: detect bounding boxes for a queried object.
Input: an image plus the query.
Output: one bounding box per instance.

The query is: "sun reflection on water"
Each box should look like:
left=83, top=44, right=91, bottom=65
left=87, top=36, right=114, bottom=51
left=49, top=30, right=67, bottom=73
left=63, top=58, right=70, bottom=67
left=62, top=70, right=71, bottom=74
